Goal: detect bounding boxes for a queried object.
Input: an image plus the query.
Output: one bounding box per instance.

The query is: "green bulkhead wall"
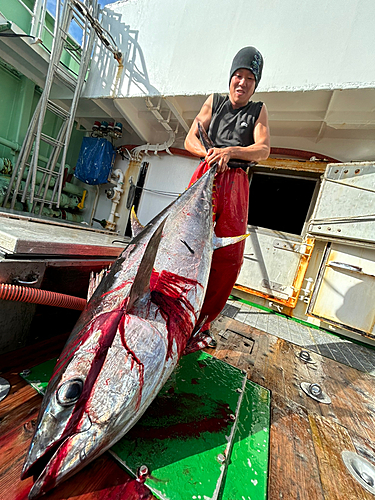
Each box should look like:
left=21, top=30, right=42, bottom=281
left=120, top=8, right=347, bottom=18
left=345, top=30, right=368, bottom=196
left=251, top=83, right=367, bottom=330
left=2, top=0, right=82, bottom=79
left=0, top=0, right=35, bottom=35
left=0, top=59, right=84, bottom=171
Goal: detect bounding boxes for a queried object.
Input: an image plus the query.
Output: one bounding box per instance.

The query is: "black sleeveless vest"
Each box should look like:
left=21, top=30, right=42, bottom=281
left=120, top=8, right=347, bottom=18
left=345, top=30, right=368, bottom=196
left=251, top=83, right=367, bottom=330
left=208, top=93, right=263, bottom=148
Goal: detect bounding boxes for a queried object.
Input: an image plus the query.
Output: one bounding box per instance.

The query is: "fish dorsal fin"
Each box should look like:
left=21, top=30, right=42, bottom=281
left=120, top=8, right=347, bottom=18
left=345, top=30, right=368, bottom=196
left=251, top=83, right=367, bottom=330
left=87, top=268, right=109, bottom=301
left=127, top=218, right=167, bottom=311
left=213, top=233, right=249, bottom=250
left=130, top=206, right=144, bottom=237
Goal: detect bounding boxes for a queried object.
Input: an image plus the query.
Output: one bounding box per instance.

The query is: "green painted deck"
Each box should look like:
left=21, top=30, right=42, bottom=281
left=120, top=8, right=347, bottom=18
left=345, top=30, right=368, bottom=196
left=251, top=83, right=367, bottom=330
left=21, top=351, right=271, bottom=500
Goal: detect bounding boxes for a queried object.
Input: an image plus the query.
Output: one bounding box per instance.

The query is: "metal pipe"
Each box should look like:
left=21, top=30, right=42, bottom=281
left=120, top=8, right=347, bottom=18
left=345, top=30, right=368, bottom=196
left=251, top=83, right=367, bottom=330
left=105, top=168, right=124, bottom=231
left=89, top=185, right=100, bottom=226
left=0, top=136, right=21, bottom=153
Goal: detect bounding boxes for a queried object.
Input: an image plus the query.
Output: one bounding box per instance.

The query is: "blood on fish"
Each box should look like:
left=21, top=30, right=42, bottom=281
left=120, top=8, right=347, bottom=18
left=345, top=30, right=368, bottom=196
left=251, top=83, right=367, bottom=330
left=150, top=270, right=202, bottom=358
left=101, top=280, right=132, bottom=298
left=48, top=309, right=124, bottom=453
left=36, top=438, right=71, bottom=494
left=118, top=314, right=144, bottom=410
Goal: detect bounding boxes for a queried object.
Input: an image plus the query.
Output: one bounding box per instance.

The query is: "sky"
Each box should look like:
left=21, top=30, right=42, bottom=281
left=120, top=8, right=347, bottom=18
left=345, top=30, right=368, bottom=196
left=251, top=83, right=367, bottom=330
left=47, top=0, right=114, bottom=43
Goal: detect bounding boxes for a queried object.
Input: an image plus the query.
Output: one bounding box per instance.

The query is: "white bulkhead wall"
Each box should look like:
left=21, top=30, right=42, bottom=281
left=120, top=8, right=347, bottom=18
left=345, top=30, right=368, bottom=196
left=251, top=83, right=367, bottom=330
left=84, top=0, right=375, bottom=98
left=136, top=154, right=198, bottom=225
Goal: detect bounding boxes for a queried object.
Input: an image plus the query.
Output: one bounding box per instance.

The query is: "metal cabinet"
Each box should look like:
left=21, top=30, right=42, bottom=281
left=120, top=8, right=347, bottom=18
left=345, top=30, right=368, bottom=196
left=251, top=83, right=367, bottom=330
left=308, top=162, right=375, bottom=245
left=235, top=226, right=314, bottom=308
left=307, top=242, right=375, bottom=339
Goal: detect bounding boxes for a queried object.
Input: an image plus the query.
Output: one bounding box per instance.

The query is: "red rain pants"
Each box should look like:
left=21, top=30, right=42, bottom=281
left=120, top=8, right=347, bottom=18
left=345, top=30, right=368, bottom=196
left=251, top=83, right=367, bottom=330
left=189, top=161, right=249, bottom=331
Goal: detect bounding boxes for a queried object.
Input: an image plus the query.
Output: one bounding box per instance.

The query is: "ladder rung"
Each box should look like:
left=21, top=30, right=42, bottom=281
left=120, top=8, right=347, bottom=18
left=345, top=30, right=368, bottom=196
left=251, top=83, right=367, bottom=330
left=36, top=166, right=62, bottom=176
left=39, top=133, right=65, bottom=148
left=46, top=100, right=70, bottom=120
left=54, top=65, right=77, bottom=90
left=24, top=163, right=60, bottom=177
left=32, top=197, right=57, bottom=203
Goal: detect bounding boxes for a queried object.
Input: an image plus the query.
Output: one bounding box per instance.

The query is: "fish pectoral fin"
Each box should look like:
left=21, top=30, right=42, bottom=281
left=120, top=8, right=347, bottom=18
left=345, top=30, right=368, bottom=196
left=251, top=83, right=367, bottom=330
left=183, top=330, right=215, bottom=355
left=127, top=217, right=168, bottom=311
left=213, top=233, right=249, bottom=250
left=130, top=206, right=144, bottom=237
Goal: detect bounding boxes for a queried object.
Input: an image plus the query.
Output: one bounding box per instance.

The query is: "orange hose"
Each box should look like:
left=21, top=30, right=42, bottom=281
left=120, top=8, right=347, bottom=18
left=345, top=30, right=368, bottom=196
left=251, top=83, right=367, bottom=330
left=0, top=284, right=87, bottom=311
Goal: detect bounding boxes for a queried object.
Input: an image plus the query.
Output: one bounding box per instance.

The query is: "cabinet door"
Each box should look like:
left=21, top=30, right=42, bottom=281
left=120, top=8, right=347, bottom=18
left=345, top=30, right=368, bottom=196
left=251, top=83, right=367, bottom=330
left=235, top=226, right=314, bottom=308
left=307, top=242, right=375, bottom=338
left=308, top=163, right=375, bottom=244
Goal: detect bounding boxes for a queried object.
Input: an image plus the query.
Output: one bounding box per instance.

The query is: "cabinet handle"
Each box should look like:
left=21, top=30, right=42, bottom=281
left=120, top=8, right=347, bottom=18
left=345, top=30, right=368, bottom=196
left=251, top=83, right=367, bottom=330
left=329, top=261, right=362, bottom=273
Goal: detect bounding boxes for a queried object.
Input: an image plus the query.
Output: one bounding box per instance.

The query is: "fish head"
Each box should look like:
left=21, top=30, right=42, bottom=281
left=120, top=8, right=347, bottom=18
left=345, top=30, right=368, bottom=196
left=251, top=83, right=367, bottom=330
left=22, top=308, right=167, bottom=499
left=21, top=310, right=123, bottom=496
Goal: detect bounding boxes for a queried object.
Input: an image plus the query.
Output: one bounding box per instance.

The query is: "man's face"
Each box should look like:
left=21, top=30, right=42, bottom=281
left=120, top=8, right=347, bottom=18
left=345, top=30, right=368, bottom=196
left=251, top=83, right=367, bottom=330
left=229, top=68, right=256, bottom=108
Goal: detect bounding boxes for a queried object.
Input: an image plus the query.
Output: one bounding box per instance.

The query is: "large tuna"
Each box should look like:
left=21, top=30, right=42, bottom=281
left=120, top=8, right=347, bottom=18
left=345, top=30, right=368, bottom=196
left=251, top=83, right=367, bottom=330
left=21, top=164, right=247, bottom=498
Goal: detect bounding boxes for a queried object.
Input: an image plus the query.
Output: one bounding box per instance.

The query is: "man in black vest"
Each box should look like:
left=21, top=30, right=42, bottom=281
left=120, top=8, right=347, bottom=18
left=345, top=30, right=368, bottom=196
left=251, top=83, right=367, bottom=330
left=184, top=46, right=270, bottom=347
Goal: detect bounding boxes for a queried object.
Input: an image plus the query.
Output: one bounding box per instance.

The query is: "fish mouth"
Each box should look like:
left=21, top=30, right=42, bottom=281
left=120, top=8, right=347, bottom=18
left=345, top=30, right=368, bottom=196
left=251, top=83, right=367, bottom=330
left=24, top=430, right=95, bottom=500
left=21, top=437, right=66, bottom=481
left=22, top=437, right=69, bottom=499
left=22, top=414, right=94, bottom=498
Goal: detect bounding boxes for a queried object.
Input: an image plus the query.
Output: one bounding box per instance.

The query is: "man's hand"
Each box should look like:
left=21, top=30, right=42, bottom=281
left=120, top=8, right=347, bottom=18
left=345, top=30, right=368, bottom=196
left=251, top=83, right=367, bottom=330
left=205, top=147, right=231, bottom=173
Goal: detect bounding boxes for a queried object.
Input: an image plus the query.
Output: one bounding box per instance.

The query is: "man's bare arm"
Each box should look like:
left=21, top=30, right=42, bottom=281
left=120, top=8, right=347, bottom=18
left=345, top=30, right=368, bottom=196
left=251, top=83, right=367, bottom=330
left=205, top=104, right=270, bottom=167
left=184, top=95, right=213, bottom=158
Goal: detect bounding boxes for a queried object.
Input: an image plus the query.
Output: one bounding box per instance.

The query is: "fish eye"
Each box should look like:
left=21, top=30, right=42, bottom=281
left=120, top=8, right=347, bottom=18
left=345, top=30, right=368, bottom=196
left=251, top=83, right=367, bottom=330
left=56, top=379, right=84, bottom=407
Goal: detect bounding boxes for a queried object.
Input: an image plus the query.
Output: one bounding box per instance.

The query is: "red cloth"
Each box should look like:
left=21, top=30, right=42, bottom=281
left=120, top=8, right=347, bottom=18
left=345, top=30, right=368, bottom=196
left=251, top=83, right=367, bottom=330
left=189, top=161, right=249, bottom=331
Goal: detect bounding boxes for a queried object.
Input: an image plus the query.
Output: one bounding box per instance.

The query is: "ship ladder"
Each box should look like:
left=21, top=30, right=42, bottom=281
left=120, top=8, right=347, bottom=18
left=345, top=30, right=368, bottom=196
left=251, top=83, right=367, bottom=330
left=3, top=0, right=99, bottom=214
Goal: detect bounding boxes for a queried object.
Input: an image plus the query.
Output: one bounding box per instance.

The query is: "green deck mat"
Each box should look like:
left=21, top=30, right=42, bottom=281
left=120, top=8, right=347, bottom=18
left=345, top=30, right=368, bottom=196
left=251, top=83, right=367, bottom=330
left=21, top=351, right=270, bottom=500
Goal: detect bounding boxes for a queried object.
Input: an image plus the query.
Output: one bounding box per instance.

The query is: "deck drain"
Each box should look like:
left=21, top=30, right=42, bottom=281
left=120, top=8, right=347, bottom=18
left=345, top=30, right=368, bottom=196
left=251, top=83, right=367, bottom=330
left=342, top=451, right=375, bottom=494
left=300, top=382, right=331, bottom=404
left=0, top=377, right=10, bottom=402
left=297, top=350, right=316, bottom=364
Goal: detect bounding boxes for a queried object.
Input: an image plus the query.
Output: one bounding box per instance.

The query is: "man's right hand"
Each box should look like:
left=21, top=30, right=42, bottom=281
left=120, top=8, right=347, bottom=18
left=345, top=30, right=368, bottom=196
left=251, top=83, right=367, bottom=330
left=205, top=147, right=231, bottom=173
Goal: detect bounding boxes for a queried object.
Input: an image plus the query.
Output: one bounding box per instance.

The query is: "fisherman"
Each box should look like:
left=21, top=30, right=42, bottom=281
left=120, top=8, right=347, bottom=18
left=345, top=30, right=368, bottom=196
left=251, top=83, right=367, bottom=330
left=184, top=46, right=270, bottom=347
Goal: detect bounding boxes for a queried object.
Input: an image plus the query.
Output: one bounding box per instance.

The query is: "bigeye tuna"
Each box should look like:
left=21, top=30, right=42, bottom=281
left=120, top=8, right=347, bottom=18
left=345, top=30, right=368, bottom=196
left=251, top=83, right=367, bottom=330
left=21, top=165, right=248, bottom=498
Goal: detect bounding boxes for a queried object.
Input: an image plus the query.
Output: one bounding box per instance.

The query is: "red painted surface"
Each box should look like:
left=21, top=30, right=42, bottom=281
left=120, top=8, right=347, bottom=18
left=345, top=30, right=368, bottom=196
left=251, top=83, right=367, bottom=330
left=120, top=477, right=152, bottom=500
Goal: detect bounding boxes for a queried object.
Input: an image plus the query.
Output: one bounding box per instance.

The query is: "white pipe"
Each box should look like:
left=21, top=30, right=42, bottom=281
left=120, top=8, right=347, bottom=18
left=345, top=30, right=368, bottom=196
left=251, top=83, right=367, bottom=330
left=131, top=129, right=175, bottom=160
left=105, top=168, right=124, bottom=231
left=131, top=97, right=177, bottom=159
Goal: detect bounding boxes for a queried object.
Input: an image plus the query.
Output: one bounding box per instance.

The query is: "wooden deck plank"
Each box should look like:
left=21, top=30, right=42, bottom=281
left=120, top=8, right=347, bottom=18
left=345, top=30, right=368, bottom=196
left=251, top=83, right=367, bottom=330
left=211, top=314, right=375, bottom=500
left=268, top=393, right=324, bottom=500
left=309, top=414, right=374, bottom=500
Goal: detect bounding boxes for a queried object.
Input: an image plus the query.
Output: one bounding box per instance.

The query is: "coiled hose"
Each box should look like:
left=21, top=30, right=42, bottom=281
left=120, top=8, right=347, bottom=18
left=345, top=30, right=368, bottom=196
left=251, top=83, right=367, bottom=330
left=0, top=283, right=86, bottom=311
